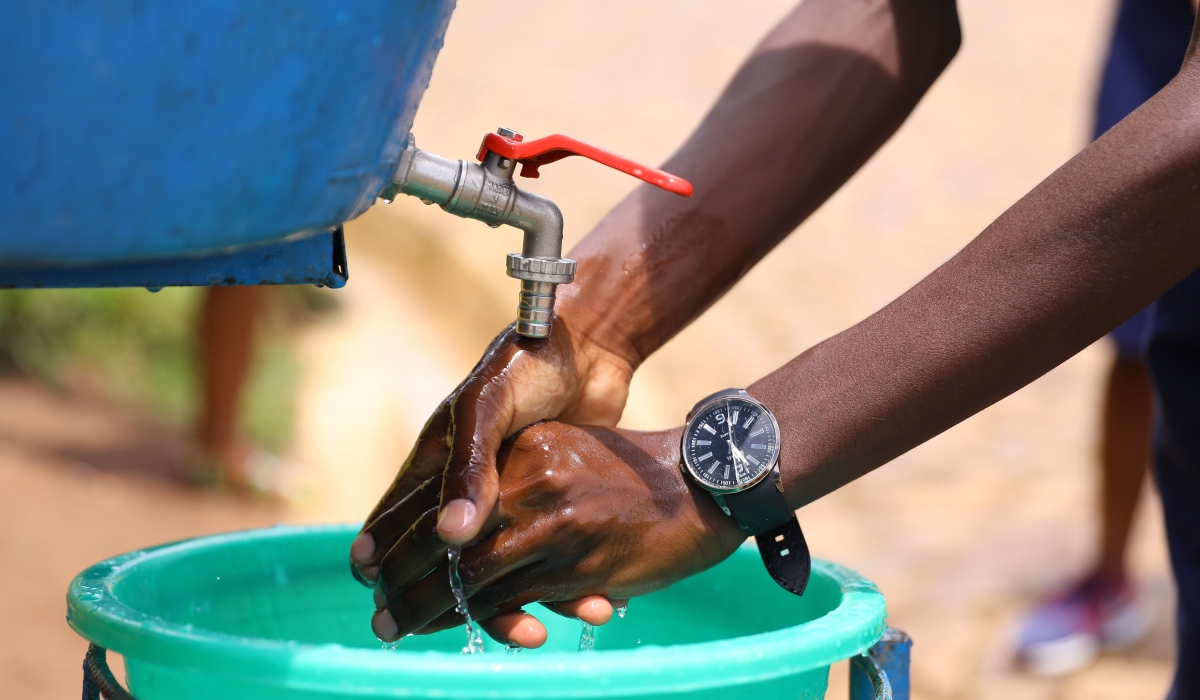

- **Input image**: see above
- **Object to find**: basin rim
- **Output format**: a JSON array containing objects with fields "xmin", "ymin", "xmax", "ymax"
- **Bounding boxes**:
[{"xmin": 67, "ymin": 523, "xmax": 887, "ymax": 696}]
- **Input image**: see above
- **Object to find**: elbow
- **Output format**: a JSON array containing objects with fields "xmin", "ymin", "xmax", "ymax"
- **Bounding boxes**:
[
  {"xmin": 896, "ymin": 0, "xmax": 961, "ymax": 89},
  {"xmin": 924, "ymin": 0, "xmax": 962, "ymax": 79},
  {"xmin": 510, "ymin": 189, "xmax": 565, "ymax": 259},
  {"xmin": 932, "ymin": 0, "xmax": 962, "ymax": 75}
]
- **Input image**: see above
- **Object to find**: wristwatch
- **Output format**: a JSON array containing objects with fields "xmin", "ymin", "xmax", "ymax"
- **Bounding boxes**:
[{"xmin": 680, "ymin": 388, "xmax": 811, "ymax": 595}]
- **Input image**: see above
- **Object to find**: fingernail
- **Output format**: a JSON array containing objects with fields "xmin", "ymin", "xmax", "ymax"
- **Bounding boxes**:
[
  {"xmin": 350, "ymin": 533, "xmax": 375, "ymax": 563},
  {"xmin": 373, "ymin": 584, "xmax": 387, "ymax": 610},
  {"xmin": 349, "ymin": 559, "xmax": 376, "ymax": 589},
  {"xmin": 373, "ymin": 609, "xmax": 399, "ymax": 641},
  {"xmin": 436, "ymin": 499, "xmax": 477, "ymax": 543}
]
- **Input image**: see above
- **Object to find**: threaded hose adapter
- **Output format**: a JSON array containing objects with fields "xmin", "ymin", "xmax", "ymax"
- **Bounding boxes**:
[{"xmin": 506, "ymin": 254, "xmax": 576, "ymax": 338}]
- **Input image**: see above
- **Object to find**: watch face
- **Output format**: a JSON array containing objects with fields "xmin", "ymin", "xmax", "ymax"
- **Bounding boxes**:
[{"xmin": 682, "ymin": 396, "xmax": 779, "ymax": 492}]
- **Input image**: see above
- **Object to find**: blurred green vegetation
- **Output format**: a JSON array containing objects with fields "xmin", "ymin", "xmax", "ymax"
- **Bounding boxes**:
[{"xmin": 0, "ymin": 286, "xmax": 331, "ymax": 451}]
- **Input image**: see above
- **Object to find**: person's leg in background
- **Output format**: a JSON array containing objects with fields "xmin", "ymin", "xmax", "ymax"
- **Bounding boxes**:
[
  {"xmin": 1013, "ymin": 0, "xmax": 1195, "ymax": 676},
  {"xmin": 1015, "ymin": 316, "xmax": 1155, "ymax": 676},
  {"xmin": 194, "ymin": 285, "xmax": 310, "ymax": 504},
  {"xmin": 196, "ymin": 285, "xmax": 265, "ymax": 485},
  {"xmin": 1097, "ymin": 339, "xmax": 1154, "ymax": 586}
]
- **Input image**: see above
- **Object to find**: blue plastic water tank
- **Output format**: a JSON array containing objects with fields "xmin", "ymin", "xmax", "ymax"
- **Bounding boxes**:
[{"xmin": 1, "ymin": 0, "xmax": 454, "ymax": 264}]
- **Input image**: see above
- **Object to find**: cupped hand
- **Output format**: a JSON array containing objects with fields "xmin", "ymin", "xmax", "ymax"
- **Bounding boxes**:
[
  {"xmin": 368, "ymin": 422, "xmax": 745, "ymax": 645},
  {"xmin": 348, "ymin": 316, "xmax": 638, "ymax": 642}
]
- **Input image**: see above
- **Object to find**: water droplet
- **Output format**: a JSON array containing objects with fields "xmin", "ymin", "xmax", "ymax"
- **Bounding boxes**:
[
  {"xmin": 381, "ymin": 640, "xmax": 402, "ymax": 652},
  {"xmin": 615, "ymin": 604, "xmax": 627, "ymax": 619},
  {"xmin": 144, "ymin": 286, "xmax": 162, "ymax": 293},
  {"xmin": 75, "ymin": 584, "xmax": 104, "ymax": 602},
  {"xmin": 505, "ymin": 643, "xmax": 522, "ymax": 655}
]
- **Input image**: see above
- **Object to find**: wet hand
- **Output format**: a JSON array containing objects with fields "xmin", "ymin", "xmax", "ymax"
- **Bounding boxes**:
[
  {"xmin": 368, "ymin": 423, "xmax": 744, "ymax": 645},
  {"xmin": 349, "ymin": 317, "xmax": 636, "ymax": 586}
]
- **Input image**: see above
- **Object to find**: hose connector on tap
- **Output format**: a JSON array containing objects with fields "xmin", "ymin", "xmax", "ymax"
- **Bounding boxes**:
[{"xmin": 382, "ymin": 127, "xmax": 692, "ymax": 338}]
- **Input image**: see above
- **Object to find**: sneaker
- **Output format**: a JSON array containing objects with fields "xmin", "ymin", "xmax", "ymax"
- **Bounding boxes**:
[{"xmin": 1015, "ymin": 573, "xmax": 1148, "ymax": 677}]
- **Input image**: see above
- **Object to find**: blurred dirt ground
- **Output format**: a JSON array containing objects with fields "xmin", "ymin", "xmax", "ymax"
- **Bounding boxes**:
[{"xmin": 0, "ymin": 0, "xmax": 1180, "ymax": 697}]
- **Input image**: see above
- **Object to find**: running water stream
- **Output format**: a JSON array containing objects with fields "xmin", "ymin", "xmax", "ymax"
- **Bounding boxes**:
[
  {"xmin": 579, "ymin": 602, "xmax": 627, "ymax": 651},
  {"xmin": 412, "ymin": 552, "xmax": 622, "ymax": 655},
  {"xmin": 578, "ymin": 623, "xmax": 595, "ymax": 652},
  {"xmin": 448, "ymin": 548, "xmax": 485, "ymax": 654}
]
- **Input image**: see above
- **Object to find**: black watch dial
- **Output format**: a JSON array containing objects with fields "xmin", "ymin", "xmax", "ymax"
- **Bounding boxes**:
[{"xmin": 683, "ymin": 396, "xmax": 779, "ymax": 491}]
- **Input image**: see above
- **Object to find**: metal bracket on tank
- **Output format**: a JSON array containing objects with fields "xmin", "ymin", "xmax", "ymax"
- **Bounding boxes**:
[
  {"xmin": 0, "ymin": 227, "xmax": 349, "ymax": 290},
  {"xmin": 83, "ymin": 645, "xmax": 138, "ymax": 700}
]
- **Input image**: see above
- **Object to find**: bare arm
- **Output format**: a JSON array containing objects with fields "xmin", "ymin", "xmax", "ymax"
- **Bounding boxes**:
[
  {"xmin": 754, "ymin": 25, "xmax": 1200, "ymax": 506},
  {"xmin": 560, "ymin": 0, "xmax": 962, "ymax": 367}
]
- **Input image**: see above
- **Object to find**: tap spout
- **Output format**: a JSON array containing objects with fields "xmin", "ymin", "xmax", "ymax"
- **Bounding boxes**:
[
  {"xmin": 509, "ymin": 188, "xmax": 564, "ymax": 259},
  {"xmin": 384, "ymin": 137, "xmax": 575, "ymax": 338}
]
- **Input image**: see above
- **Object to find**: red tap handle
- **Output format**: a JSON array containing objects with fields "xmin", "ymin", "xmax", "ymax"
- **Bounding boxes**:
[{"xmin": 476, "ymin": 132, "xmax": 693, "ymax": 197}]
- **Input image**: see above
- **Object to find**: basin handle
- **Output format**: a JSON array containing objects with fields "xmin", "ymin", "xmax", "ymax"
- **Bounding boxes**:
[
  {"xmin": 850, "ymin": 652, "xmax": 893, "ymax": 700},
  {"xmin": 475, "ymin": 132, "xmax": 694, "ymax": 197},
  {"xmin": 83, "ymin": 645, "xmax": 138, "ymax": 700},
  {"xmin": 849, "ymin": 628, "xmax": 910, "ymax": 700}
]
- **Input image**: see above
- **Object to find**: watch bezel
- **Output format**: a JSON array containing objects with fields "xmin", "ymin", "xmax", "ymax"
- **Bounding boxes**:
[{"xmin": 680, "ymin": 393, "xmax": 781, "ymax": 495}]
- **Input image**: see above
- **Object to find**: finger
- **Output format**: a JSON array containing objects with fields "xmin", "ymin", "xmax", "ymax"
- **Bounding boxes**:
[
  {"xmin": 372, "ymin": 607, "xmax": 402, "ymax": 642},
  {"xmin": 412, "ymin": 578, "xmax": 544, "ymax": 638},
  {"xmin": 351, "ymin": 473, "xmax": 443, "ymax": 582},
  {"xmin": 376, "ymin": 487, "xmax": 513, "ymax": 596},
  {"xmin": 376, "ymin": 559, "xmax": 457, "ymax": 641},
  {"xmin": 479, "ymin": 611, "xmax": 547, "ymax": 649},
  {"xmin": 436, "ymin": 385, "xmax": 514, "ymax": 546},
  {"xmin": 544, "ymin": 595, "xmax": 616, "ymax": 626},
  {"xmin": 353, "ymin": 403, "xmax": 453, "ymax": 588},
  {"xmin": 376, "ymin": 508, "xmax": 446, "ymax": 600},
  {"xmin": 362, "ymin": 400, "xmax": 453, "ymax": 526},
  {"xmin": 381, "ymin": 526, "xmax": 535, "ymax": 639},
  {"xmin": 413, "ymin": 575, "xmax": 544, "ymax": 636},
  {"xmin": 411, "ymin": 603, "xmax": 549, "ymax": 649}
]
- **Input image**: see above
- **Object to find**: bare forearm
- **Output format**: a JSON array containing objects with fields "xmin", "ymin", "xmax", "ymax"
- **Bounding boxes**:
[
  {"xmin": 556, "ymin": 0, "xmax": 961, "ymax": 367},
  {"xmin": 752, "ymin": 45, "xmax": 1200, "ymax": 507}
]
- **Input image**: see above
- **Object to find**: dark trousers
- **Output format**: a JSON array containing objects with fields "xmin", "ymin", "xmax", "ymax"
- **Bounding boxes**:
[{"xmin": 1148, "ymin": 270, "xmax": 1200, "ymax": 699}]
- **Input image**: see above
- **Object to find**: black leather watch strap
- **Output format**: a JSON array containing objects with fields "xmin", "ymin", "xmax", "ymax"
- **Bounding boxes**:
[
  {"xmin": 721, "ymin": 471, "xmax": 792, "ymax": 536},
  {"xmin": 720, "ymin": 471, "xmax": 812, "ymax": 596},
  {"xmin": 756, "ymin": 517, "xmax": 811, "ymax": 596}
]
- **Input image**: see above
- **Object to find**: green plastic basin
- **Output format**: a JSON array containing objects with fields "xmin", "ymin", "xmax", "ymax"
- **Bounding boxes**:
[{"xmin": 67, "ymin": 524, "xmax": 886, "ymax": 699}]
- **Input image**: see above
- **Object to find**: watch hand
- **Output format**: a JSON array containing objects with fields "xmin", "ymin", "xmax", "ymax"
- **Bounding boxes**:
[
  {"xmin": 727, "ymin": 440, "xmax": 746, "ymax": 467},
  {"xmin": 724, "ymin": 400, "xmax": 739, "ymax": 446}
]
